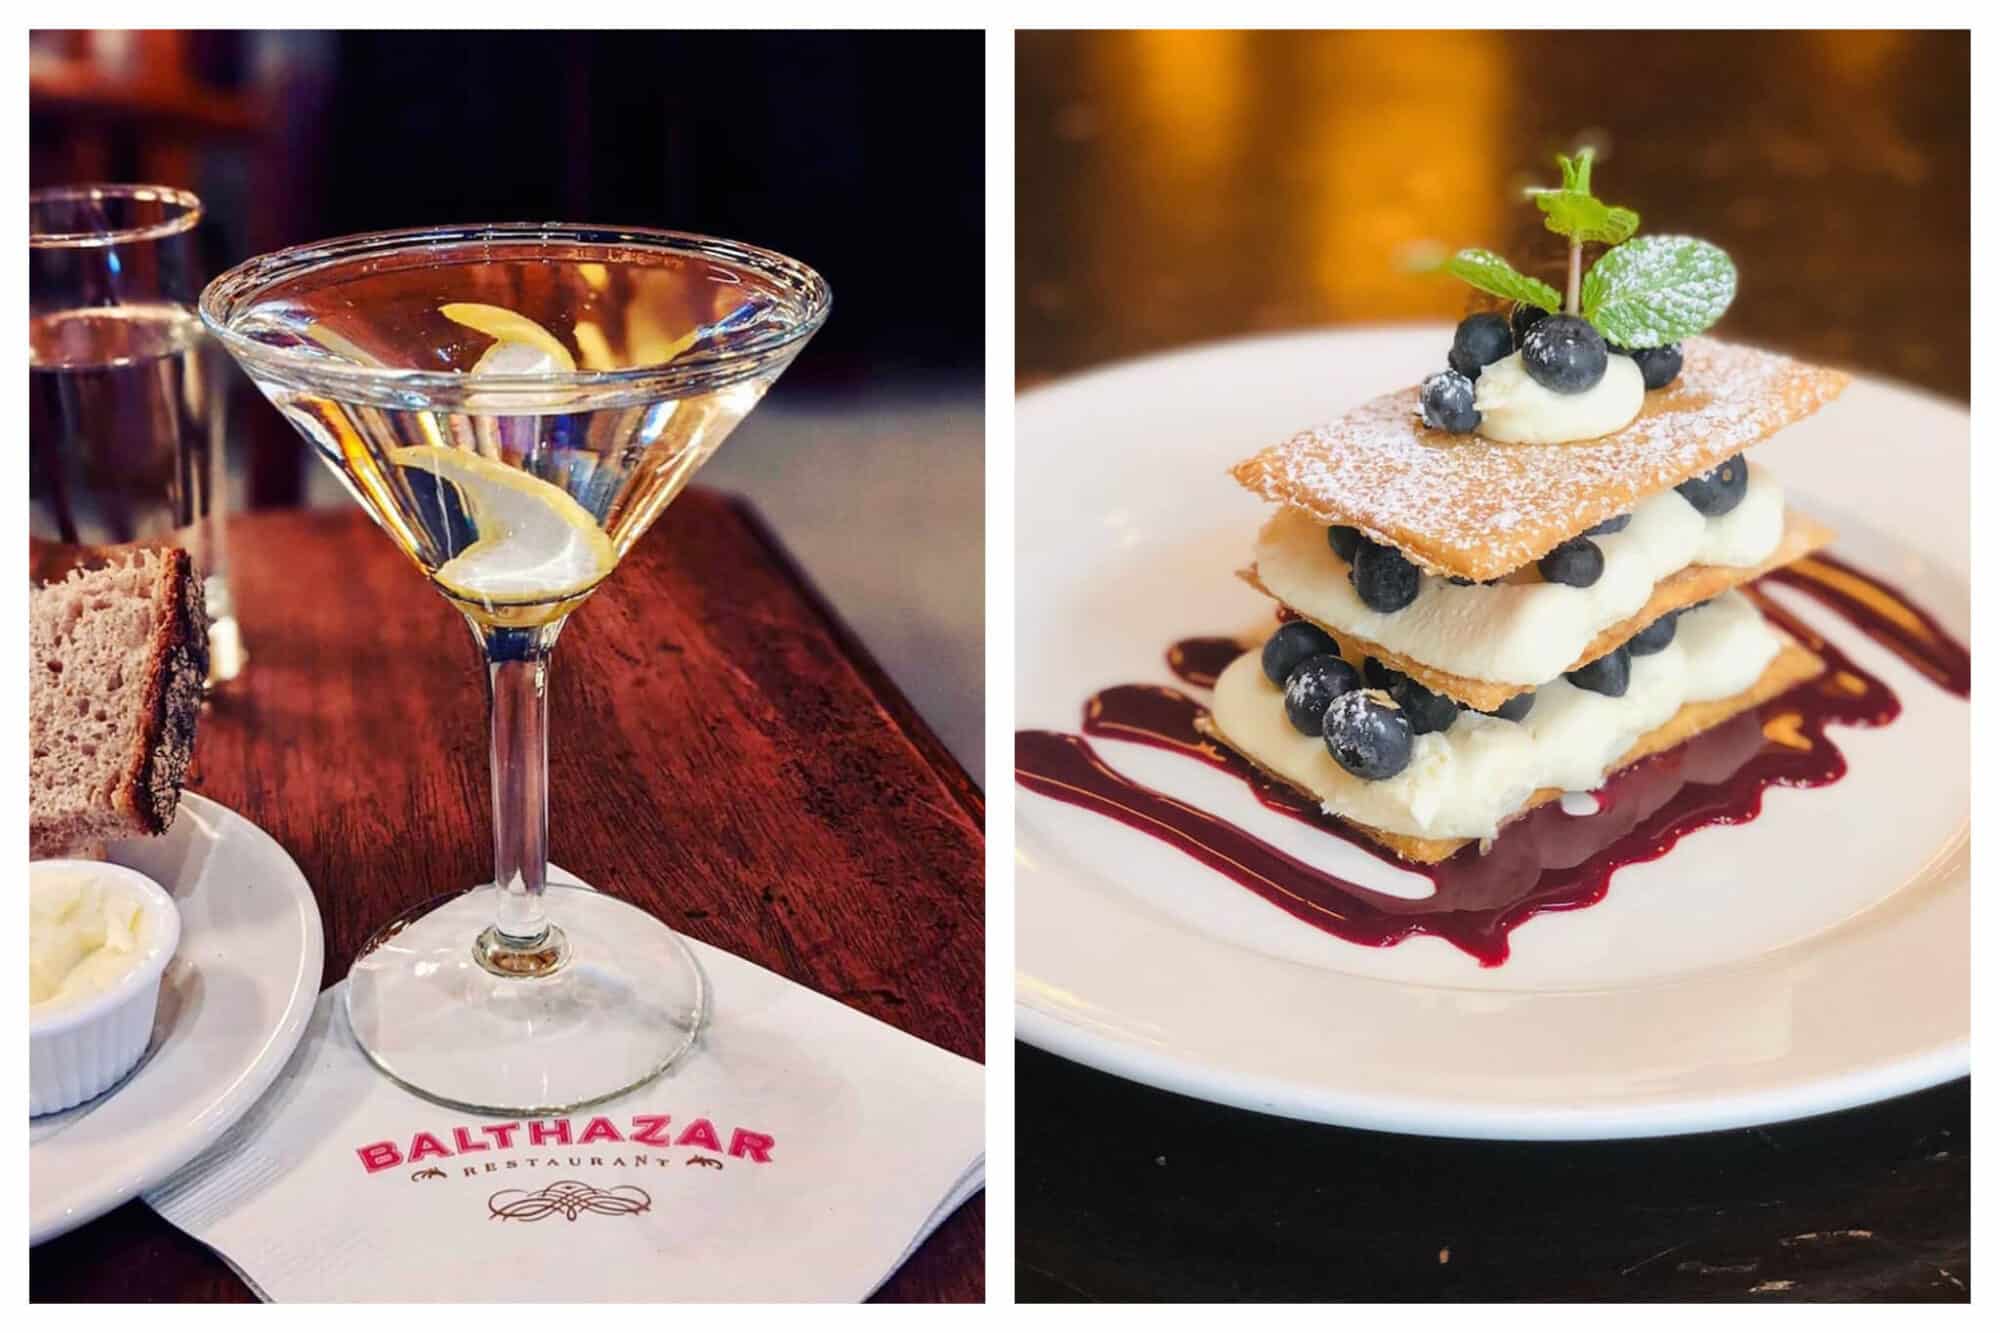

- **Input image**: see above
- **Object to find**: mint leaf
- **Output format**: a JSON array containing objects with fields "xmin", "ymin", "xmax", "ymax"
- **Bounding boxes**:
[
  {"xmin": 1533, "ymin": 192, "xmax": 1639, "ymax": 246},
  {"xmin": 1526, "ymin": 148, "xmax": 1640, "ymax": 246},
  {"xmin": 1440, "ymin": 248, "xmax": 1562, "ymax": 313},
  {"xmin": 1581, "ymin": 236, "xmax": 1736, "ymax": 347}
]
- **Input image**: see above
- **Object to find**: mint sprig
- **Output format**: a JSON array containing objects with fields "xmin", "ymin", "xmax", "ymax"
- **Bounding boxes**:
[
  {"xmin": 1581, "ymin": 235, "xmax": 1737, "ymax": 348},
  {"xmin": 1433, "ymin": 147, "xmax": 1733, "ymax": 350},
  {"xmin": 1525, "ymin": 148, "xmax": 1639, "ymax": 315},
  {"xmin": 1440, "ymin": 249, "xmax": 1562, "ymax": 314}
]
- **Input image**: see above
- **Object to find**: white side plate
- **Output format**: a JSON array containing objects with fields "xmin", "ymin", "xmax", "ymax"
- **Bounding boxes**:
[
  {"xmin": 31, "ymin": 793, "xmax": 325, "ymax": 1243},
  {"xmin": 1016, "ymin": 326, "xmax": 1968, "ymax": 1139}
]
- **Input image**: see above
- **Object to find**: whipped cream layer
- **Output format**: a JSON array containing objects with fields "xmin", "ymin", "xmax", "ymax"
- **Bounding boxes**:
[
  {"xmin": 1473, "ymin": 350, "xmax": 1645, "ymax": 444},
  {"xmin": 1210, "ymin": 591, "xmax": 1782, "ymax": 841},
  {"xmin": 1255, "ymin": 463, "xmax": 1784, "ymax": 686}
]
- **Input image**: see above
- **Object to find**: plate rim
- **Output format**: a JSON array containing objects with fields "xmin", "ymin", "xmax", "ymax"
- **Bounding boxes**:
[
  {"xmin": 1015, "ymin": 1004, "xmax": 1969, "ymax": 1141},
  {"xmin": 29, "ymin": 792, "xmax": 326, "ymax": 1244},
  {"xmin": 1014, "ymin": 325, "xmax": 1970, "ymax": 1138}
]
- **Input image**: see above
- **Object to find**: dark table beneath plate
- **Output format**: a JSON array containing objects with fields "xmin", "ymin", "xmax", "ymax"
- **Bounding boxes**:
[
  {"xmin": 30, "ymin": 490, "xmax": 985, "ymax": 1304},
  {"xmin": 1016, "ymin": 28, "xmax": 1968, "ymax": 1303},
  {"xmin": 1017, "ymin": 1048, "xmax": 1967, "ymax": 1302}
]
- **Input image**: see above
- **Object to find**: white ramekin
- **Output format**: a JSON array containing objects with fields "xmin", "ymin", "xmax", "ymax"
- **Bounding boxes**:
[{"xmin": 30, "ymin": 860, "xmax": 182, "ymax": 1117}]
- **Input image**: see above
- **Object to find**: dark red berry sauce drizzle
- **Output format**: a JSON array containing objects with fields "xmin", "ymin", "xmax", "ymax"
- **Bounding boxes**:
[{"xmin": 1016, "ymin": 557, "xmax": 1967, "ymax": 966}]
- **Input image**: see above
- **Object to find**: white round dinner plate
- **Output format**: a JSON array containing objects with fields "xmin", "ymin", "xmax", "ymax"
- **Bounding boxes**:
[
  {"xmin": 30, "ymin": 793, "xmax": 325, "ymax": 1243},
  {"xmin": 1015, "ymin": 325, "xmax": 1969, "ymax": 1140}
]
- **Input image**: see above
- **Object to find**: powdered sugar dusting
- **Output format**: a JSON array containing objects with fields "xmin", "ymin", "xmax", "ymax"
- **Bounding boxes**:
[
  {"xmin": 1230, "ymin": 338, "xmax": 1847, "ymax": 581},
  {"xmin": 1327, "ymin": 688, "xmax": 1400, "ymax": 729}
]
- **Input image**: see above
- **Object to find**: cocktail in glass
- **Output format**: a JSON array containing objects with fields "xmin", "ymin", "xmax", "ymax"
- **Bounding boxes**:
[{"xmin": 200, "ymin": 224, "xmax": 830, "ymax": 1113}]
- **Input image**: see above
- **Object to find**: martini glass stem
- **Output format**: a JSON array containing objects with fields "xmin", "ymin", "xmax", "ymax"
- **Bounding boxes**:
[{"xmin": 474, "ymin": 626, "xmax": 569, "ymax": 977}]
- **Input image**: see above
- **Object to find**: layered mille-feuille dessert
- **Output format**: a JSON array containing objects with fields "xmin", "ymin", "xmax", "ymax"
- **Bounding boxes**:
[{"xmin": 1201, "ymin": 149, "xmax": 1850, "ymax": 862}]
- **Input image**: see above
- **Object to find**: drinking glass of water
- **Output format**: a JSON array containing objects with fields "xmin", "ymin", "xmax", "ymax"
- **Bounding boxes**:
[{"xmin": 29, "ymin": 184, "xmax": 246, "ymax": 683}]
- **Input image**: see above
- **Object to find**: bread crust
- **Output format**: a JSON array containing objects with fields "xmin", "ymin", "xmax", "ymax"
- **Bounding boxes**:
[{"xmin": 130, "ymin": 551, "xmax": 209, "ymax": 836}]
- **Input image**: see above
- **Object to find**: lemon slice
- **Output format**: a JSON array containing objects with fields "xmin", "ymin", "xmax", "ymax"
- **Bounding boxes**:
[
  {"xmin": 388, "ymin": 445, "xmax": 615, "ymax": 604},
  {"xmin": 440, "ymin": 302, "xmax": 578, "ymax": 376}
]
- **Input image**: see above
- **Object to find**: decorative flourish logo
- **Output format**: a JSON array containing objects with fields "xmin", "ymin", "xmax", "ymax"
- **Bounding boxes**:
[
  {"xmin": 410, "ymin": 1167, "xmax": 447, "ymax": 1182},
  {"xmin": 488, "ymin": 1180, "xmax": 653, "ymax": 1222},
  {"xmin": 686, "ymin": 1154, "xmax": 724, "ymax": 1170}
]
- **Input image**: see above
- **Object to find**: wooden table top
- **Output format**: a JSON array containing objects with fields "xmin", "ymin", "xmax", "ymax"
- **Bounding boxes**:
[
  {"xmin": 1016, "ymin": 29, "xmax": 1968, "ymax": 1303},
  {"xmin": 29, "ymin": 490, "xmax": 985, "ymax": 1304}
]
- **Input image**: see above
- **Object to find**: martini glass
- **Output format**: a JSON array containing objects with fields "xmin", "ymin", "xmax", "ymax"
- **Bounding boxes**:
[{"xmin": 200, "ymin": 224, "xmax": 829, "ymax": 1113}]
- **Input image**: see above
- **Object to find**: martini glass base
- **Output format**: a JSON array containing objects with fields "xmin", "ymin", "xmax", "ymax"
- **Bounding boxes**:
[{"xmin": 343, "ymin": 884, "xmax": 708, "ymax": 1116}]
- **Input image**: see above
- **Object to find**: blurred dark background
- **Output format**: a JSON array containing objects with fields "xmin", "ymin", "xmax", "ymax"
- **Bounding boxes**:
[
  {"xmin": 32, "ymin": 29, "xmax": 982, "ymax": 397},
  {"xmin": 31, "ymin": 29, "xmax": 987, "ymax": 774},
  {"xmin": 1018, "ymin": 30, "xmax": 1969, "ymax": 401}
]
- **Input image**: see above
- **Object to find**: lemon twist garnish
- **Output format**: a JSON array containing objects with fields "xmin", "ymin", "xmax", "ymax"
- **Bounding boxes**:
[
  {"xmin": 388, "ymin": 445, "xmax": 614, "ymax": 604},
  {"xmin": 443, "ymin": 297, "xmax": 711, "ymax": 374},
  {"xmin": 440, "ymin": 302, "xmax": 579, "ymax": 376}
]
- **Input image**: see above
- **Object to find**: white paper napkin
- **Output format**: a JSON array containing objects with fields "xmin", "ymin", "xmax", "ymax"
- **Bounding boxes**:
[{"xmin": 144, "ymin": 933, "xmax": 984, "ymax": 1302}]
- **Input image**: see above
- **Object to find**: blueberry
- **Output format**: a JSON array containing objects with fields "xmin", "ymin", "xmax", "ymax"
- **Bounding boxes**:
[
  {"xmin": 1614, "ymin": 342, "xmax": 1683, "ymax": 390},
  {"xmin": 1627, "ymin": 612, "xmax": 1679, "ymax": 656},
  {"xmin": 1674, "ymin": 454, "xmax": 1749, "ymax": 517},
  {"xmin": 1510, "ymin": 302, "xmax": 1550, "ymax": 347},
  {"xmin": 1447, "ymin": 313, "xmax": 1513, "ymax": 381},
  {"xmin": 1283, "ymin": 654, "xmax": 1360, "ymax": 736},
  {"xmin": 1584, "ymin": 512, "xmax": 1631, "ymax": 536},
  {"xmin": 1520, "ymin": 314, "xmax": 1608, "ymax": 395},
  {"xmin": 1362, "ymin": 657, "xmax": 1401, "ymax": 690},
  {"xmin": 1350, "ymin": 538, "xmax": 1422, "ymax": 613},
  {"xmin": 1537, "ymin": 536, "xmax": 1604, "ymax": 588},
  {"xmin": 1389, "ymin": 675, "xmax": 1459, "ymax": 735},
  {"xmin": 1565, "ymin": 646, "xmax": 1632, "ymax": 698},
  {"xmin": 1261, "ymin": 621, "xmax": 1340, "ymax": 685},
  {"xmin": 1419, "ymin": 369, "xmax": 1480, "ymax": 433},
  {"xmin": 1326, "ymin": 524, "xmax": 1361, "ymax": 561},
  {"xmin": 1323, "ymin": 689, "xmax": 1414, "ymax": 781},
  {"xmin": 1483, "ymin": 690, "xmax": 1536, "ymax": 722}
]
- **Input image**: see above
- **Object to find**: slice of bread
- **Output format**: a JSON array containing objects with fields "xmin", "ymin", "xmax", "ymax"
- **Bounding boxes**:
[{"xmin": 30, "ymin": 545, "xmax": 209, "ymax": 859}]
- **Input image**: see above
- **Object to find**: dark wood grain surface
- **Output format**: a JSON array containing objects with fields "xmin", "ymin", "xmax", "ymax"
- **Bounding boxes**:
[
  {"xmin": 30, "ymin": 489, "xmax": 984, "ymax": 1304},
  {"xmin": 1016, "ymin": 29, "xmax": 1968, "ymax": 1304}
]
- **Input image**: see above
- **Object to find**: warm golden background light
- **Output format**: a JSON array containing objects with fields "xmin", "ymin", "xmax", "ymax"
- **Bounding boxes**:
[{"xmin": 1019, "ymin": 30, "xmax": 1967, "ymax": 398}]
